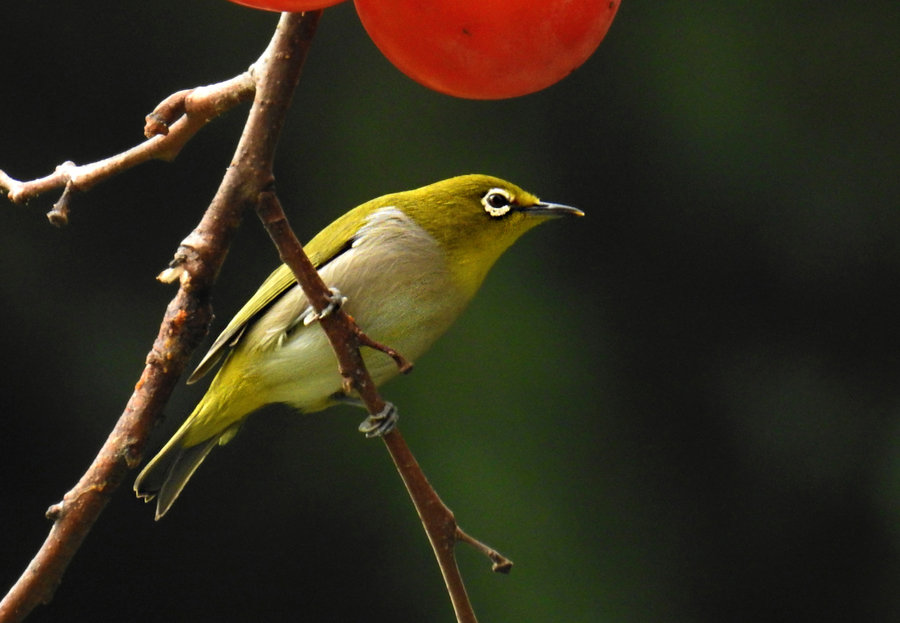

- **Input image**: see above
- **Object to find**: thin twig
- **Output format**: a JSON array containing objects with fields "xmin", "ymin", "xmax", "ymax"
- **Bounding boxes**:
[
  {"xmin": 256, "ymin": 188, "xmax": 511, "ymax": 623},
  {"xmin": 380, "ymin": 430, "xmax": 487, "ymax": 623},
  {"xmin": 0, "ymin": 70, "xmax": 254, "ymax": 226},
  {"xmin": 0, "ymin": 13, "xmax": 321, "ymax": 623},
  {"xmin": 352, "ymin": 322, "xmax": 415, "ymax": 374}
]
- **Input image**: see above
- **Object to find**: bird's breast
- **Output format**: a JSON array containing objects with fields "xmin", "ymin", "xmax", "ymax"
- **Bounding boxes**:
[
  {"xmin": 331, "ymin": 207, "xmax": 469, "ymax": 360},
  {"xmin": 242, "ymin": 208, "xmax": 471, "ymax": 410}
]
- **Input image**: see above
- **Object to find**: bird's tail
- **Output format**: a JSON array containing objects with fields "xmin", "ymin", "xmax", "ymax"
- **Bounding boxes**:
[
  {"xmin": 133, "ymin": 435, "xmax": 218, "ymax": 520},
  {"xmin": 134, "ymin": 398, "xmax": 243, "ymax": 520}
]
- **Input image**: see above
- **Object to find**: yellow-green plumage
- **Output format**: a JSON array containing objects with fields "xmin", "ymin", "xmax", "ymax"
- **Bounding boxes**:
[{"xmin": 134, "ymin": 174, "xmax": 582, "ymax": 518}]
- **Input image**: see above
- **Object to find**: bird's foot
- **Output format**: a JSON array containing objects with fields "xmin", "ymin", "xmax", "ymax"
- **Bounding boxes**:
[
  {"xmin": 358, "ymin": 402, "xmax": 399, "ymax": 438},
  {"xmin": 302, "ymin": 287, "xmax": 348, "ymax": 326}
]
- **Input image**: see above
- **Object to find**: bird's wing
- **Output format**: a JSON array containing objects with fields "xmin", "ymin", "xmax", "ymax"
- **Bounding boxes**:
[{"xmin": 186, "ymin": 213, "xmax": 361, "ymax": 384}]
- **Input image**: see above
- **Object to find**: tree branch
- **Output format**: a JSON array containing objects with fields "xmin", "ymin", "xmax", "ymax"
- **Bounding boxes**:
[
  {"xmin": 0, "ymin": 61, "xmax": 254, "ymax": 227},
  {"xmin": 0, "ymin": 12, "xmax": 321, "ymax": 623},
  {"xmin": 255, "ymin": 190, "xmax": 512, "ymax": 623},
  {"xmin": 2, "ymin": 9, "xmax": 510, "ymax": 623}
]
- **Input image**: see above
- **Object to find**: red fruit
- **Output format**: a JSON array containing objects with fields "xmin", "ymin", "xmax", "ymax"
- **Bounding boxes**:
[{"xmin": 354, "ymin": 0, "xmax": 620, "ymax": 99}]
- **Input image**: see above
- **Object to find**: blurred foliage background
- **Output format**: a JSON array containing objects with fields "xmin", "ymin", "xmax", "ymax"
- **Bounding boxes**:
[{"xmin": 2, "ymin": 1, "xmax": 899, "ymax": 621}]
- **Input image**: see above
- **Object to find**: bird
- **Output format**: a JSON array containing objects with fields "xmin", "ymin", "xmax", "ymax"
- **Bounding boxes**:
[{"xmin": 134, "ymin": 173, "xmax": 583, "ymax": 518}]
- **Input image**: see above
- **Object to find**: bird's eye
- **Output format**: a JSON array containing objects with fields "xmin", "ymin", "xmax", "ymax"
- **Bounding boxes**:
[
  {"xmin": 481, "ymin": 188, "xmax": 514, "ymax": 217},
  {"xmin": 486, "ymin": 192, "xmax": 509, "ymax": 208}
]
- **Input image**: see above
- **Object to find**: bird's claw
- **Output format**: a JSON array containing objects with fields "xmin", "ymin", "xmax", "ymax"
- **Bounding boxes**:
[
  {"xmin": 358, "ymin": 403, "xmax": 399, "ymax": 438},
  {"xmin": 303, "ymin": 287, "xmax": 348, "ymax": 326}
]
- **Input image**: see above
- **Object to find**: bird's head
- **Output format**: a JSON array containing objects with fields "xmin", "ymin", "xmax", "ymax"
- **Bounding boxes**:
[{"xmin": 394, "ymin": 174, "xmax": 583, "ymax": 296}]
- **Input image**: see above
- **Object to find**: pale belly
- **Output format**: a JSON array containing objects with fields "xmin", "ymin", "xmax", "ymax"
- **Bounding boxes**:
[{"xmin": 236, "ymin": 212, "xmax": 469, "ymax": 412}]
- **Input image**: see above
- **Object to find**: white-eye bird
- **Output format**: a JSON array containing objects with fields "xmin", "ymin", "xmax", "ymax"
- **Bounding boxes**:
[{"xmin": 134, "ymin": 174, "xmax": 583, "ymax": 518}]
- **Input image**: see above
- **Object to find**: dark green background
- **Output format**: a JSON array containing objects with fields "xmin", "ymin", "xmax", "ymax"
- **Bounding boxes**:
[{"xmin": 2, "ymin": 2, "xmax": 899, "ymax": 621}]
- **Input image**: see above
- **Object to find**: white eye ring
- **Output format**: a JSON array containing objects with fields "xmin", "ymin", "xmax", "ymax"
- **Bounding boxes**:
[{"xmin": 482, "ymin": 188, "xmax": 514, "ymax": 217}]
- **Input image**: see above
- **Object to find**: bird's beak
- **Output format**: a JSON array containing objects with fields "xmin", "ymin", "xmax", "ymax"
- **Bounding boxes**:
[{"xmin": 520, "ymin": 201, "xmax": 585, "ymax": 218}]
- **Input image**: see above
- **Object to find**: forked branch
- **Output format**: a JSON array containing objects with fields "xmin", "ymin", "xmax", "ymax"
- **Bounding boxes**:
[
  {"xmin": 1, "ymin": 10, "xmax": 510, "ymax": 623},
  {"xmin": 0, "ymin": 12, "xmax": 320, "ymax": 623}
]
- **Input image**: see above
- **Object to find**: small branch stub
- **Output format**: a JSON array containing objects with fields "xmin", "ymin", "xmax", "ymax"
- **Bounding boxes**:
[
  {"xmin": 47, "ymin": 181, "xmax": 77, "ymax": 227},
  {"xmin": 352, "ymin": 321, "xmax": 414, "ymax": 374},
  {"xmin": 456, "ymin": 528, "xmax": 513, "ymax": 574}
]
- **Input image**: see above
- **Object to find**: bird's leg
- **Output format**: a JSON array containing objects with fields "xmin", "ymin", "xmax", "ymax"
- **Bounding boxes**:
[
  {"xmin": 302, "ymin": 287, "xmax": 348, "ymax": 326},
  {"xmin": 357, "ymin": 402, "xmax": 399, "ymax": 438}
]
